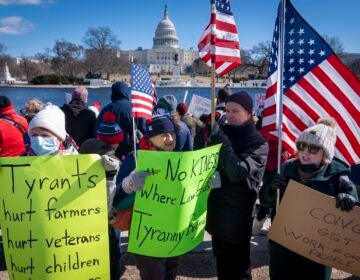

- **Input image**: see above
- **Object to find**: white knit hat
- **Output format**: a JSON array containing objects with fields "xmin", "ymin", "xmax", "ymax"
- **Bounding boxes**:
[
  {"xmin": 29, "ymin": 105, "xmax": 67, "ymax": 141},
  {"xmin": 296, "ymin": 117, "xmax": 337, "ymax": 161}
]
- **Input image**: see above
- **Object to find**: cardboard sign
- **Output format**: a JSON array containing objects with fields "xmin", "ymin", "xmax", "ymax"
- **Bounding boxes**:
[
  {"xmin": 188, "ymin": 94, "xmax": 211, "ymax": 118},
  {"xmin": 0, "ymin": 155, "xmax": 110, "ymax": 280},
  {"xmin": 128, "ymin": 145, "xmax": 221, "ymax": 257},
  {"xmin": 268, "ymin": 180, "xmax": 360, "ymax": 276}
]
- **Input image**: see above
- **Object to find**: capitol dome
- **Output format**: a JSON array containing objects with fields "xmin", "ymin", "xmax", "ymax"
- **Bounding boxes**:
[{"xmin": 153, "ymin": 5, "xmax": 179, "ymax": 49}]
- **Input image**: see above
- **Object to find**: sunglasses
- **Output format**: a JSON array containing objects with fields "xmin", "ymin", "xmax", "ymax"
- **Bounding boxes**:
[{"xmin": 296, "ymin": 142, "xmax": 321, "ymax": 154}]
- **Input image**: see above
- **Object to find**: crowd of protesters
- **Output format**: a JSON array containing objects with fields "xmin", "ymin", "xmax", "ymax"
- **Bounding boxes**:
[{"xmin": 0, "ymin": 82, "xmax": 359, "ymax": 280}]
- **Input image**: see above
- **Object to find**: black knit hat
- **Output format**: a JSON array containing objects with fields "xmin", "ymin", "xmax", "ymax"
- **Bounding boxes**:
[
  {"xmin": 0, "ymin": 96, "xmax": 12, "ymax": 108},
  {"xmin": 226, "ymin": 91, "xmax": 253, "ymax": 113},
  {"xmin": 147, "ymin": 116, "xmax": 175, "ymax": 138}
]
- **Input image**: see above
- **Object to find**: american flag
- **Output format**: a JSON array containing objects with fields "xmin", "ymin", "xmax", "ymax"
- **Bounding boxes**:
[
  {"xmin": 261, "ymin": 0, "xmax": 360, "ymax": 165},
  {"xmin": 198, "ymin": 0, "xmax": 241, "ymax": 76},
  {"xmin": 130, "ymin": 64, "xmax": 154, "ymax": 120}
]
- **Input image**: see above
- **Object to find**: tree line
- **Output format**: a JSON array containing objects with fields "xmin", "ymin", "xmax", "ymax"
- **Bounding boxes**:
[
  {"xmin": 0, "ymin": 26, "xmax": 129, "ymax": 84},
  {"xmin": 1, "ymin": 28, "xmax": 359, "ymax": 84}
]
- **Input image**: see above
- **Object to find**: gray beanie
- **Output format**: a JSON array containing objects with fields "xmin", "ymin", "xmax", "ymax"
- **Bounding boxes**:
[{"xmin": 296, "ymin": 117, "xmax": 337, "ymax": 162}]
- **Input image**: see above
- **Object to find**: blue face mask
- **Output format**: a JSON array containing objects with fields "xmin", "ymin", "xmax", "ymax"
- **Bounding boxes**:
[{"xmin": 30, "ymin": 136, "xmax": 59, "ymax": 155}]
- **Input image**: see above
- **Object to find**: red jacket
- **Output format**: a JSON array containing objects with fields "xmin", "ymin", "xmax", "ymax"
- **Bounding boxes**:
[{"xmin": 0, "ymin": 105, "xmax": 29, "ymax": 156}]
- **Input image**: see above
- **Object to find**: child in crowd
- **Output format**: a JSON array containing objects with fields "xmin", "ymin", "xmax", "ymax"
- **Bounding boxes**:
[
  {"xmin": 113, "ymin": 115, "xmax": 181, "ymax": 280},
  {"xmin": 80, "ymin": 111, "xmax": 124, "ymax": 280},
  {"xmin": 27, "ymin": 105, "xmax": 78, "ymax": 155}
]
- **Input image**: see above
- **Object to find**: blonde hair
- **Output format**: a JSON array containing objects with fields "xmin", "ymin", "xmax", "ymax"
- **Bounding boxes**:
[{"xmin": 25, "ymin": 99, "xmax": 44, "ymax": 116}]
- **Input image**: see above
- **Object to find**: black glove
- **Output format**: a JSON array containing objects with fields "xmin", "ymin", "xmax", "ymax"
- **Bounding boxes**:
[
  {"xmin": 269, "ymin": 173, "xmax": 287, "ymax": 193},
  {"xmin": 336, "ymin": 193, "xmax": 356, "ymax": 212},
  {"xmin": 209, "ymin": 124, "xmax": 231, "ymax": 146}
]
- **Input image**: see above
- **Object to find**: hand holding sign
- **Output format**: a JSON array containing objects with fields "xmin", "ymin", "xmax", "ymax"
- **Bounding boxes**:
[
  {"xmin": 122, "ymin": 171, "xmax": 150, "ymax": 194},
  {"xmin": 336, "ymin": 193, "xmax": 357, "ymax": 212}
]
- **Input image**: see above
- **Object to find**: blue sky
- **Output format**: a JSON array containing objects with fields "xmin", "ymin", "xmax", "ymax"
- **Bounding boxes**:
[{"xmin": 1, "ymin": 0, "xmax": 359, "ymax": 57}]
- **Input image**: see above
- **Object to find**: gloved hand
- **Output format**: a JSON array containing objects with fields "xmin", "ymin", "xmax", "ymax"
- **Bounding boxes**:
[
  {"xmin": 101, "ymin": 154, "xmax": 120, "ymax": 180},
  {"xmin": 209, "ymin": 124, "xmax": 231, "ymax": 146},
  {"xmin": 336, "ymin": 193, "xmax": 356, "ymax": 212},
  {"xmin": 122, "ymin": 171, "xmax": 150, "ymax": 194},
  {"xmin": 209, "ymin": 171, "xmax": 221, "ymax": 189},
  {"xmin": 269, "ymin": 173, "xmax": 287, "ymax": 193}
]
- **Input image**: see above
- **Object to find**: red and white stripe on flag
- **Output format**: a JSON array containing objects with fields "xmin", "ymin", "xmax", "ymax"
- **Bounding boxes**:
[
  {"xmin": 198, "ymin": 0, "xmax": 241, "ymax": 76},
  {"xmin": 131, "ymin": 91, "xmax": 154, "ymax": 120},
  {"xmin": 131, "ymin": 63, "xmax": 154, "ymax": 120},
  {"xmin": 261, "ymin": 0, "xmax": 360, "ymax": 166}
]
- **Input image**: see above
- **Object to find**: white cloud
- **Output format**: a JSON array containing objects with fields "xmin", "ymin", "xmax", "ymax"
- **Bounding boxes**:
[
  {"xmin": 0, "ymin": 0, "xmax": 42, "ymax": 5},
  {"xmin": 0, "ymin": 16, "xmax": 34, "ymax": 34}
]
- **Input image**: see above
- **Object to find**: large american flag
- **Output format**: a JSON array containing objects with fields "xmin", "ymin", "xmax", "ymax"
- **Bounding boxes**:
[
  {"xmin": 261, "ymin": 0, "xmax": 360, "ymax": 166},
  {"xmin": 198, "ymin": 0, "xmax": 241, "ymax": 76},
  {"xmin": 130, "ymin": 64, "xmax": 154, "ymax": 120}
]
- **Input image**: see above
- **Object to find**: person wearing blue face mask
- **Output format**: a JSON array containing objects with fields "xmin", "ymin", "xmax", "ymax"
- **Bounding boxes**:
[{"xmin": 28, "ymin": 105, "xmax": 78, "ymax": 155}]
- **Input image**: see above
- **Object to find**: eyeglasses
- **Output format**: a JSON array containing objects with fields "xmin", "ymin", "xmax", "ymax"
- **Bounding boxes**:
[{"xmin": 296, "ymin": 142, "xmax": 321, "ymax": 154}]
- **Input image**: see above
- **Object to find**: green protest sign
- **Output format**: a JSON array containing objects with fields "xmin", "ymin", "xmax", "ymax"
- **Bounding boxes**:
[
  {"xmin": 0, "ymin": 155, "xmax": 110, "ymax": 280},
  {"xmin": 128, "ymin": 145, "xmax": 221, "ymax": 257}
]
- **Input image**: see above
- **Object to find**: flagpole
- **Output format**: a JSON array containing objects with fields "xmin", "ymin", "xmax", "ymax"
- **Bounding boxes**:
[
  {"xmin": 211, "ymin": 63, "xmax": 216, "ymax": 128},
  {"xmin": 276, "ymin": 0, "xmax": 286, "ymax": 211},
  {"xmin": 132, "ymin": 117, "xmax": 137, "ymax": 168}
]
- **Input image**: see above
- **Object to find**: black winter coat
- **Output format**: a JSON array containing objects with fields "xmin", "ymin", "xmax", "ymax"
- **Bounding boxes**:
[
  {"xmin": 206, "ymin": 118, "xmax": 268, "ymax": 244},
  {"xmin": 61, "ymin": 101, "xmax": 96, "ymax": 146}
]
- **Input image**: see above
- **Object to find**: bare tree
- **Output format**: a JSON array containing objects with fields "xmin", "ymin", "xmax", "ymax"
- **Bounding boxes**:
[
  {"xmin": 323, "ymin": 35, "xmax": 345, "ymax": 54},
  {"xmin": 83, "ymin": 26, "xmax": 121, "ymax": 50},
  {"xmin": 18, "ymin": 56, "xmax": 42, "ymax": 81},
  {"xmin": 242, "ymin": 41, "xmax": 272, "ymax": 78},
  {"xmin": 83, "ymin": 26, "xmax": 123, "ymax": 79},
  {"xmin": 51, "ymin": 40, "xmax": 83, "ymax": 82}
]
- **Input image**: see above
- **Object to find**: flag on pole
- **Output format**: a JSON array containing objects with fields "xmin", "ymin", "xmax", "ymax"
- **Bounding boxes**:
[
  {"xmin": 198, "ymin": 0, "xmax": 241, "ymax": 76},
  {"xmin": 151, "ymin": 82, "xmax": 158, "ymax": 106},
  {"xmin": 130, "ymin": 64, "xmax": 154, "ymax": 120},
  {"xmin": 261, "ymin": 0, "xmax": 360, "ymax": 166}
]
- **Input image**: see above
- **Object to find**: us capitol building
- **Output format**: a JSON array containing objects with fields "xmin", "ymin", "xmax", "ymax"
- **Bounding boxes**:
[{"xmin": 122, "ymin": 5, "xmax": 198, "ymax": 74}]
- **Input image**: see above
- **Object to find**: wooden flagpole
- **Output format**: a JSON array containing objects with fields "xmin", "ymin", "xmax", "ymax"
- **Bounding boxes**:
[{"xmin": 211, "ymin": 63, "xmax": 216, "ymax": 128}]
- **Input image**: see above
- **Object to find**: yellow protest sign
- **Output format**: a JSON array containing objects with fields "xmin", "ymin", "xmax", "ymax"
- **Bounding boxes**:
[
  {"xmin": 269, "ymin": 180, "xmax": 360, "ymax": 277},
  {"xmin": 0, "ymin": 155, "xmax": 110, "ymax": 280},
  {"xmin": 128, "ymin": 145, "xmax": 221, "ymax": 257}
]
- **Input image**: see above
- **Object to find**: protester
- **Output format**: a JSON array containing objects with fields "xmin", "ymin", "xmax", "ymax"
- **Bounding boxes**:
[
  {"xmin": 28, "ymin": 105, "xmax": 78, "ymax": 155},
  {"xmin": 112, "ymin": 115, "xmax": 181, "ymax": 280},
  {"xmin": 261, "ymin": 117, "xmax": 358, "ymax": 280},
  {"xmin": 95, "ymin": 82, "xmax": 134, "ymax": 158},
  {"xmin": 207, "ymin": 91, "xmax": 269, "ymax": 279},
  {"xmin": 155, "ymin": 95, "xmax": 193, "ymax": 151},
  {"xmin": 0, "ymin": 95, "xmax": 29, "ymax": 269},
  {"xmin": 79, "ymin": 111, "xmax": 123, "ymax": 280},
  {"xmin": 19, "ymin": 98, "xmax": 44, "ymax": 123},
  {"xmin": 0, "ymin": 95, "xmax": 29, "ymax": 157},
  {"xmin": 61, "ymin": 86, "xmax": 96, "ymax": 146},
  {"xmin": 176, "ymin": 102, "xmax": 204, "ymax": 140}
]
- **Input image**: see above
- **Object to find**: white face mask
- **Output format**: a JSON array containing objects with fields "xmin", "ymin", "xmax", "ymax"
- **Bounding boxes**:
[{"xmin": 30, "ymin": 136, "xmax": 59, "ymax": 155}]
